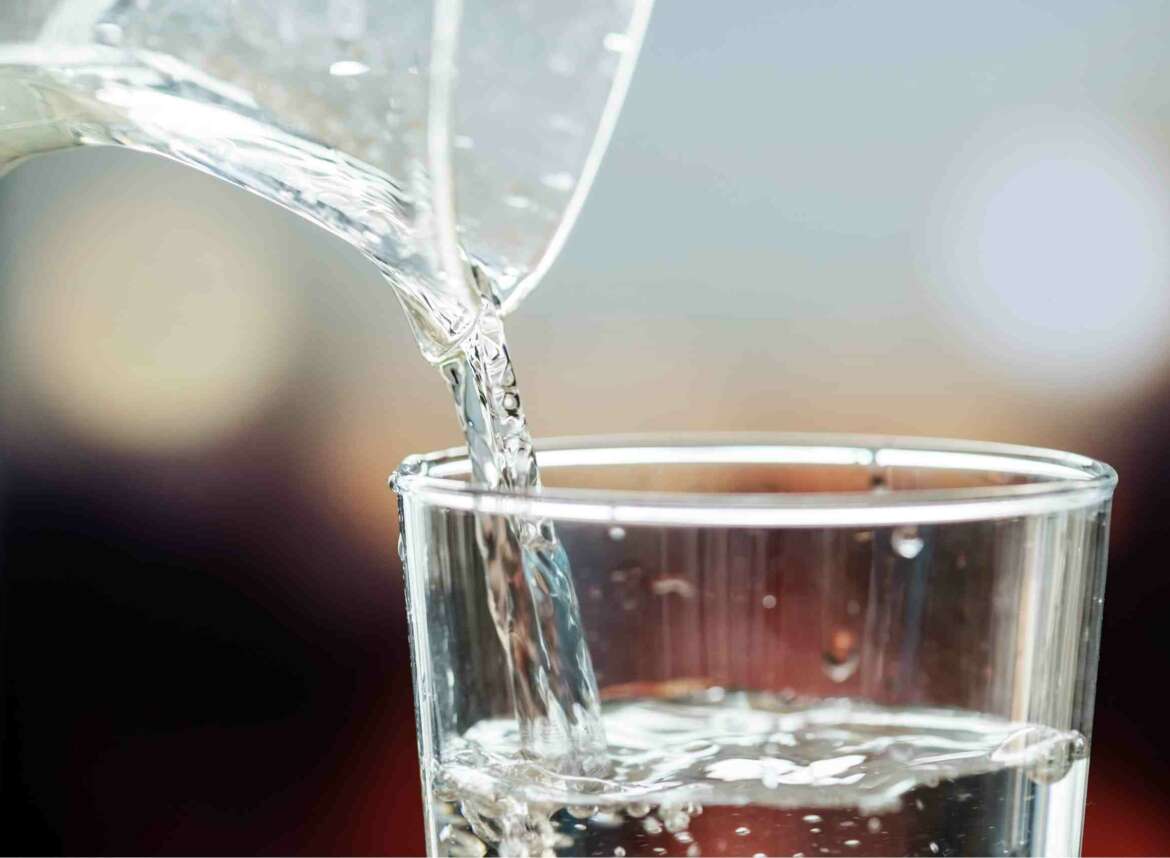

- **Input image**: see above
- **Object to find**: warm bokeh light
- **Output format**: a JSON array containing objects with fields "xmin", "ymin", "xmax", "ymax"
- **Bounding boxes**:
[{"xmin": 2, "ymin": 159, "xmax": 301, "ymax": 453}]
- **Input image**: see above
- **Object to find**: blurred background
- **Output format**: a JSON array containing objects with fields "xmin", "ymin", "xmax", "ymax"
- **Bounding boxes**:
[{"xmin": 3, "ymin": 1, "xmax": 1170, "ymax": 854}]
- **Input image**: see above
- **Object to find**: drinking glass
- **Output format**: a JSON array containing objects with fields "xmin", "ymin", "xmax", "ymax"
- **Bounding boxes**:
[{"xmin": 392, "ymin": 434, "xmax": 1115, "ymax": 857}]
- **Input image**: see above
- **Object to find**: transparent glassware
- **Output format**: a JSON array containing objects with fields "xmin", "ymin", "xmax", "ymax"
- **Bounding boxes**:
[
  {"xmin": 0, "ymin": 0, "xmax": 653, "ymax": 358},
  {"xmin": 393, "ymin": 434, "xmax": 1114, "ymax": 858}
]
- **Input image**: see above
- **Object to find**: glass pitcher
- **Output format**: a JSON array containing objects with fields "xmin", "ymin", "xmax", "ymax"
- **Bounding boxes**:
[{"xmin": 0, "ymin": 0, "xmax": 653, "ymax": 358}]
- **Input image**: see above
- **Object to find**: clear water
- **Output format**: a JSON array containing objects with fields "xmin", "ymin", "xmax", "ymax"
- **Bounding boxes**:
[
  {"xmin": 430, "ymin": 695, "xmax": 1089, "ymax": 857},
  {"xmin": 442, "ymin": 307, "xmax": 606, "ymax": 772}
]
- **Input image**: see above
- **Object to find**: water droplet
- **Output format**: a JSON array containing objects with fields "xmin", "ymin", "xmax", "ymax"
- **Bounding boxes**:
[
  {"xmin": 762, "ymin": 594, "xmax": 777, "ymax": 609},
  {"xmin": 608, "ymin": 526, "xmax": 626, "ymax": 541},
  {"xmin": 603, "ymin": 32, "xmax": 632, "ymax": 52},
  {"xmin": 1027, "ymin": 734, "xmax": 1085, "ymax": 784},
  {"xmin": 803, "ymin": 815, "xmax": 822, "ymax": 824},
  {"xmin": 891, "ymin": 525, "xmax": 925, "ymax": 559},
  {"xmin": 845, "ymin": 840, "xmax": 861, "ymax": 849},
  {"xmin": 929, "ymin": 842, "xmax": 940, "ymax": 854},
  {"xmin": 867, "ymin": 817, "xmax": 882, "ymax": 833},
  {"xmin": 736, "ymin": 826, "xmax": 752, "ymax": 836},
  {"xmin": 329, "ymin": 60, "xmax": 370, "ymax": 77},
  {"xmin": 626, "ymin": 801, "xmax": 651, "ymax": 818}
]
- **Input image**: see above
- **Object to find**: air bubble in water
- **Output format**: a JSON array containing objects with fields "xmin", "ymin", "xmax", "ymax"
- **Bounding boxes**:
[
  {"xmin": 614, "ymin": 849, "xmax": 626, "ymax": 857},
  {"xmin": 608, "ymin": 526, "xmax": 626, "ymax": 541},
  {"xmin": 802, "ymin": 815, "xmax": 822, "ymax": 824},
  {"xmin": 643, "ymin": 817, "xmax": 663, "ymax": 835},
  {"xmin": 867, "ymin": 817, "xmax": 882, "ymax": 833},
  {"xmin": 736, "ymin": 826, "xmax": 752, "ymax": 836},
  {"xmin": 823, "ymin": 628, "xmax": 860, "ymax": 682},
  {"xmin": 762, "ymin": 594, "xmax": 777, "ymax": 609},
  {"xmin": 652, "ymin": 577, "xmax": 696, "ymax": 598},
  {"xmin": 844, "ymin": 840, "xmax": 861, "ymax": 848},
  {"xmin": 566, "ymin": 804, "xmax": 597, "ymax": 819},
  {"xmin": 687, "ymin": 845, "xmax": 701, "ymax": 858},
  {"xmin": 438, "ymin": 825, "xmax": 487, "ymax": 857},
  {"xmin": 891, "ymin": 525, "xmax": 925, "ymax": 559},
  {"xmin": 662, "ymin": 810, "xmax": 690, "ymax": 833},
  {"xmin": 626, "ymin": 802, "xmax": 651, "ymax": 818},
  {"xmin": 929, "ymin": 842, "xmax": 940, "ymax": 854}
]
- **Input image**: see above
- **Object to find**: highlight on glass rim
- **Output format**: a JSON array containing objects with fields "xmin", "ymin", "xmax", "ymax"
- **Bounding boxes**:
[{"xmin": 6, "ymin": 1, "xmax": 1170, "ymax": 855}]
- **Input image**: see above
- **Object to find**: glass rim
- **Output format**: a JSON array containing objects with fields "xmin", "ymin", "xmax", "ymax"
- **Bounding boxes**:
[{"xmin": 390, "ymin": 433, "xmax": 1117, "ymax": 527}]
